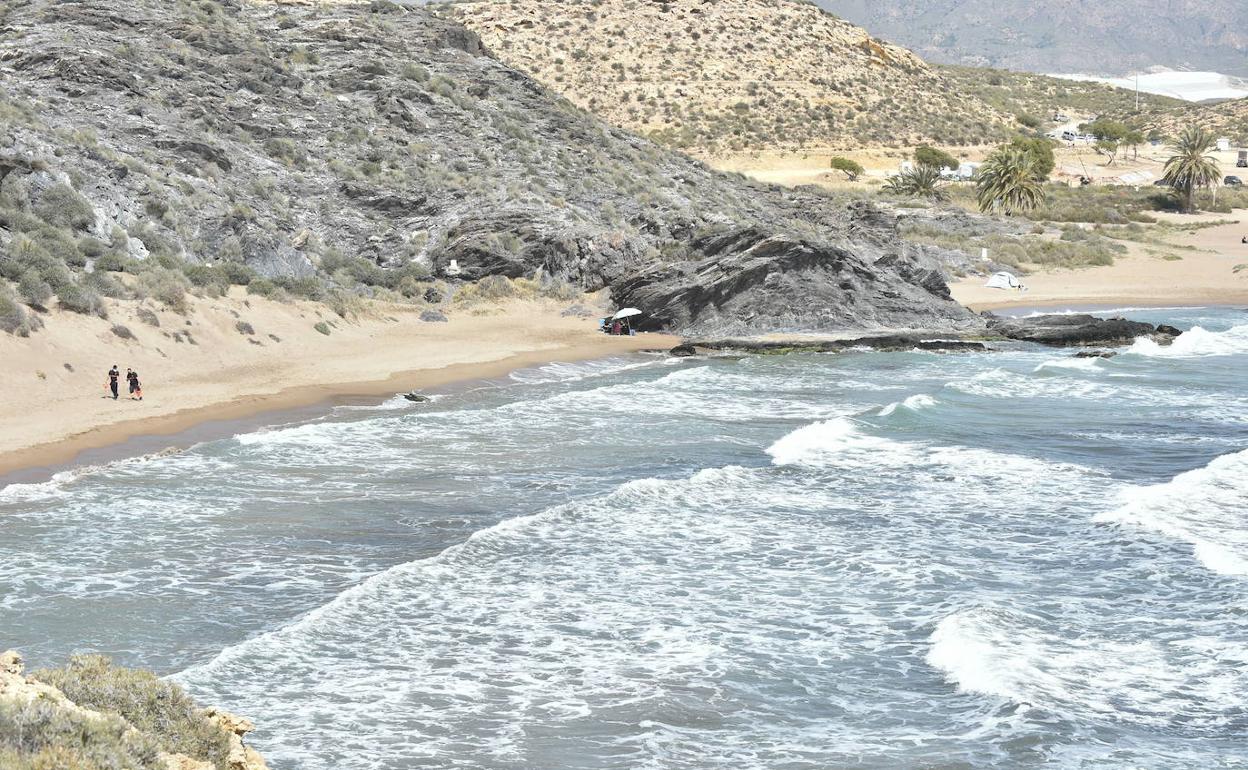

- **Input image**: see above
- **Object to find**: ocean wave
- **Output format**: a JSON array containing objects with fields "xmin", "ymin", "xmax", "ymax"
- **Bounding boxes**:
[
  {"xmin": 0, "ymin": 447, "xmax": 186, "ymax": 504},
  {"xmin": 1095, "ymin": 448, "xmax": 1248, "ymax": 577},
  {"xmin": 1127, "ymin": 325, "xmax": 1248, "ymax": 359},
  {"xmin": 878, "ymin": 393, "xmax": 938, "ymax": 416},
  {"xmin": 1033, "ymin": 356, "xmax": 1104, "ymax": 373},
  {"xmin": 1015, "ymin": 306, "xmax": 1203, "ymax": 318},
  {"xmin": 927, "ymin": 607, "xmax": 1247, "ymax": 728},
  {"xmin": 507, "ymin": 356, "xmax": 669, "ymax": 385}
]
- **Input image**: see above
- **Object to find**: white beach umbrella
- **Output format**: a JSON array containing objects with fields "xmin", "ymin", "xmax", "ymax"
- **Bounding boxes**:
[{"xmin": 612, "ymin": 308, "xmax": 642, "ymax": 320}]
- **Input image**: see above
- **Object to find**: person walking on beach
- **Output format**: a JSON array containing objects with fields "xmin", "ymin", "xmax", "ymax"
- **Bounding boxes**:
[
  {"xmin": 127, "ymin": 368, "xmax": 143, "ymax": 401},
  {"xmin": 106, "ymin": 365, "xmax": 120, "ymax": 400}
]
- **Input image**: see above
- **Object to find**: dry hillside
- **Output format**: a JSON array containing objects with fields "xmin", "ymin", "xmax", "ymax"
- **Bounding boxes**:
[
  {"xmin": 440, "ymin": 0, "xmax": 1014, "ymax": 156},
  {"xmin": 1143, "ymin": 99, "xmax": 1248, "ymax": 145}
]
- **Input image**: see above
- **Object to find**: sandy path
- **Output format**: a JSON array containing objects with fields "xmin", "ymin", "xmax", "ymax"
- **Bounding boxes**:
[
  {"xmin": 0, "ymin": 292, "xmax": 674, "ymax": 477},
  {"xmin": 950, "ymin": 211, "xmax": 1248, "ymax": 311}
]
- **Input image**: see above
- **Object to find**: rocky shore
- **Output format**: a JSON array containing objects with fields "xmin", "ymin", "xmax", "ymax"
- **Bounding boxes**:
[
  {"xmin": 0, "ymin": 650, "xmax": 266, "ymax": 770},
  {"xmin": 669, "ymin": 313, "xmax": 1183, "ymax": 356}
]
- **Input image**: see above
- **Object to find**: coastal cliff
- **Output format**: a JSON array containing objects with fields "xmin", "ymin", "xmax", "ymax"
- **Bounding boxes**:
[{"xmin": 0, "ymin": 650, "xmax": 267, "ymax": 770}]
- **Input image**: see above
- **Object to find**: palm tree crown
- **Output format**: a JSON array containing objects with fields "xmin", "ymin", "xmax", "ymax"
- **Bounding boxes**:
[
  {"xmin": 883, "ymin": 164, "xmax": 948, "ymax": 201},
  {"xmin": 1163, "ymin": 127, "xmax": 1221, "ymax": 213},
  {"xmin": 975, "ymin": 147, "xmax": 1045, "ymax": 216}
]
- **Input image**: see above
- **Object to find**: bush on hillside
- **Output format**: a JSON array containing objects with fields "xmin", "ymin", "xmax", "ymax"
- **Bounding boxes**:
[
  {"xmin": 55, "ymin": 280, "xmax": 106, "ymax": 318},
  {"xmin": 32, "ymin": 183, "xmax": 95, "ymax": 230},
  {"xmin": 32, "ymin": 654, "xmax": 233, "ymax": 770},
  {"xmin": 17, "ymin": 269, "xmax": 52, "ymax": 307},
  {"xmin": 0, "ymin": 698, "xmax": 163, "ymax": 770},
  {"xmin": 136, "ymin": 266, "xmax": 191, "ymax": 313}
]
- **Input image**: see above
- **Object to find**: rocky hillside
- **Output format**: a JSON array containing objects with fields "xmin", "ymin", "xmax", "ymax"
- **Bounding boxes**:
[
  {"xmin": 0, "ymin": 650, "xmax": 266, "ymax": 770},
  {"xmin": 1143, "ymin": 98, "xmax": 1248, "ymax": 145},
  {"xmin": 0, "ymin": 0, "xmax": 977, "ymax": 337},
  {"xmin": 439, "ymin": 0, "xmax": 1014, "ymax": 154},
  {"xmin": 819, "ymin": 0, "xmax": 1248, "ymax": 78}
]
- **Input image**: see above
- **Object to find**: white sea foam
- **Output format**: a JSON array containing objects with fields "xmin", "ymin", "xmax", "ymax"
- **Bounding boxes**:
[
  {"xmin": 1033, "ymin": 356, "xmax": 1103, "ymax": 373},
  {"xmin": 1095, "ymin": 449, "xmax": 1248, "ymax": 577},
  {"xmin": 507, "ymin": 357, "xmax": 667, "ymax": 385},
  {"xmin": 927, "ymin": 607, "xmax": 1247, "ymax": 727},
  {"xmin": 878, "ymin": 393, "xmax": 938, "ymax": 416},
  {"xmin": 1127, "ymin": 325, "xmax": 1248, "ymax": 359},
  {"xmin": 0, "ymin": 447, "xmax": 187, "ymax": 504}
]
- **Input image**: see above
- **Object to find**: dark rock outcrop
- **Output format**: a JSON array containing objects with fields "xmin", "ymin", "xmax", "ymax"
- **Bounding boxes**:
[
  {"xmin": 1074, "ymin": 350, "xmax": 1118, "ymax": 359},
  {"xmin": 988, "ymin": 314, "xmax": 1179, "ymax": 347},
  {"xmin": 676, "ymin": 335, "xmax": 987, "ymax": 355}
]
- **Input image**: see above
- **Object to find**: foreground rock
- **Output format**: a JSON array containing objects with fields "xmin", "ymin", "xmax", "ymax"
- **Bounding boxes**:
[
  {"xmin": 988, "ymin": 314, "xmax": 1179, "ymax": 347},
  {"xmin": 0, "ymin": 650, "xmax": 267, "ymax": 770}
]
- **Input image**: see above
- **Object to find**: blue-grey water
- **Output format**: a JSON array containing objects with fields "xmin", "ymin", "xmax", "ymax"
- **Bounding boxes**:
[{"xmin": 2, "ymin": 306, "xmax": 1247, "ymax": 769}]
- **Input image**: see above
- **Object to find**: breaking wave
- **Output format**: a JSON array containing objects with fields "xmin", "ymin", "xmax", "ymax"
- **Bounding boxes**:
[{"xmin": 1095, "ymin": 449, "xmax": 1248, "ymax": 577}]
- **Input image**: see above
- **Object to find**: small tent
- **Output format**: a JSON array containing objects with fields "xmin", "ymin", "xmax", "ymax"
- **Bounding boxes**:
[{"xmin": 984, "ymin": 272, "xmax": 1024, "ymax": 290}]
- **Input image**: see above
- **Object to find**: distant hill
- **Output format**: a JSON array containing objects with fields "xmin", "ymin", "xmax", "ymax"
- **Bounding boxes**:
[
  {"xmin": 817, "ymin": 0, "xmax": 1248, "ymax": 79},
  {"xmin": 440, "ymin": 0, "xmax": 1015, "ymax": 155}
]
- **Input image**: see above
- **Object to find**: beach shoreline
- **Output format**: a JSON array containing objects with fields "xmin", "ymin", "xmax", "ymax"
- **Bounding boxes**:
[{"xmin": 0, "ymin": 293, "xmax": 676, "ymax": 484}]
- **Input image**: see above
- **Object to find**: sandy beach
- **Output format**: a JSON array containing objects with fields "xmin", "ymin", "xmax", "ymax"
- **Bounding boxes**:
[
  {"xmin": 0, "ymin": 292, "xmax": 675, "ymax": 479},
  {"xmin": 950, "ymin": 211, "xmax": 1248, "ymax": 311}
]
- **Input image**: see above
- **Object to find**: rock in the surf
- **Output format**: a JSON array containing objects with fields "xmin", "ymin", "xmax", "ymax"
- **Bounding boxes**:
[{"xmin": 988, "ymin": 314, "xmax": 1178, "ymax": 347}]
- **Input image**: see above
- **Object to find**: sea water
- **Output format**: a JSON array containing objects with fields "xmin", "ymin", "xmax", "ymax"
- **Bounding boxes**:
[{"xmin": 2, "ymin": 306, "xmax": 1246, "ymax": 769}]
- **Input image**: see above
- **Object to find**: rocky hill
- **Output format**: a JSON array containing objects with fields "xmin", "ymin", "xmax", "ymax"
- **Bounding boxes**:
[
  {"xmin": 0, "ymin": 0, "xmax": 977, "ymax": 337},
  {"xmin": 1, "ymin": 650, "xmax": 266, "ymax": 770},
  {"xmin": 818, "ymin": 0, "xmax": 1248, "ymax": 78},
  {"xmin": 439, "ymin": 0, "xmax": 1014, "ymax": 155},
  {"xmin": 1143, "ymin": 98, "xmax": 1248, "ymax": 145}
]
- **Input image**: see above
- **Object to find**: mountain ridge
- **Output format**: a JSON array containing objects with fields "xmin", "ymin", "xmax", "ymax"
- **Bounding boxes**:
[{"xmin": 817, "ymin": 0, "xmax": 1248, "ymax": 79}]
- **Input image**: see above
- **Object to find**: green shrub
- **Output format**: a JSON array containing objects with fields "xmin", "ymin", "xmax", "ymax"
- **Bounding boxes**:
[
  {"xmin": 83, "ymin": 270, "xmax": 129, "ymax": 299},
  {"xmin": 92, "ymin": 252, "xmax": 129, "ymax": 272},
  {"xmin": 32, "ymin": 654, "xmax": 232, "ymax": 770},
  {"xmin": 220, "ymin": 261, "xmax": 255, "ymax": 286},
  {"xmin": 828, "ymin": 156, "xmax": 864, "ymax": 181},
  {"xmin": 136, "ymin": 266, "xmax": 191, "ymax": 313},
  {"xmin": 56, "ymin": 281, "xmax": 106, "ymax": 317},
  {"xmin": 111, "ymin": 324, "xmax": 134, "ymax": 340},
  {"xmin": 235, "ymin": 320, "xmax": 255, "ymax": 335},
  {"xmin": 914, "ymin": 145, "xmax": 959, "ymax": 170},
  {"xmin": 0, "ymin": 698, "xmax": 163, "ymax": 770},
  {"xmin": 314, "ymin": 320, "xmax": 331, "ymax": 335},
  {"xmin": 33, "ymin": 184, "xmax": 94, "ymax": 230},
  {"xmin": 246, "ymin": 277, "xmax": 279, "ymax": 298},
  {"xmin": 1, "ymin": 283, "xmax": 33, "ymax": 335},
  {"xmin": 17, "ymin": 269, "xmax": 52, "ymax": 306}
]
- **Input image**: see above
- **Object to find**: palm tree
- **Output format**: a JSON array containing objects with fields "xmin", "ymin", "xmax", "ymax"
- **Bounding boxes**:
[
  {"xmin": 975, "ymin": 146, "xmax": 1045, "ymax": 215},
  {"xmin": 883, "ymin": 164, "xmax": 948, "ymax": 201},
  {"xmin": 1162, "ymin": 127, "xmax": 1221, "ymax": 213}
]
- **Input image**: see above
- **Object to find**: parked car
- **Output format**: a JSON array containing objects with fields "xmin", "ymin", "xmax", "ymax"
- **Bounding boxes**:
[
  {"xmin": 1238, "ymin": 150, "xmax": 1247, "ymax": 168},
  {"xmin": 1225, "ymin": 176, "xmax": 1244, "ymax": 187},
  {"xmin": 1153, "ymin": 179, "xmax": 1172, "ymax": 187}
]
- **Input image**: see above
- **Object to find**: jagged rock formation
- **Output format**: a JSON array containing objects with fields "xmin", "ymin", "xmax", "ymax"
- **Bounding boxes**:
[
  {"xmin": 0, "ymin": 0, "xmax": 979, "ymax": 335},
  {"xmin": 440, "ymin": 0, "xmax": 1013, "ymax": 154},
  {"xmin": 0, "ymin": 650, "xmax": 267, "ymax": 770},
  {"xmin": 819, "ymin": 0, "xmax": 1248, "ymax": 78},
  {"xmin": 614, "ymin": 202, "xmax": 975, "ymax": 336}
]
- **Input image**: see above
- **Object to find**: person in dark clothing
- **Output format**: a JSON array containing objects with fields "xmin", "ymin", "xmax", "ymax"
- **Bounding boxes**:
[
  {"xmin": 127, "ymin": 368, "xmax": 142, "ymax": 400},
  {"xmin": 107, "ymin": 365, "xmax": 120, "ymax": 400}
]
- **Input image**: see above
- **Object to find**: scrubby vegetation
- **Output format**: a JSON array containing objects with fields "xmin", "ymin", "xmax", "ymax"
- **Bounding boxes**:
[
  {"xmin": 0, "ymin": 654, "xmax": 236, "ymax": 770},
  {"xmin": 444, "ymin": 0, "xmax": 1016, "ymax": 155}
]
